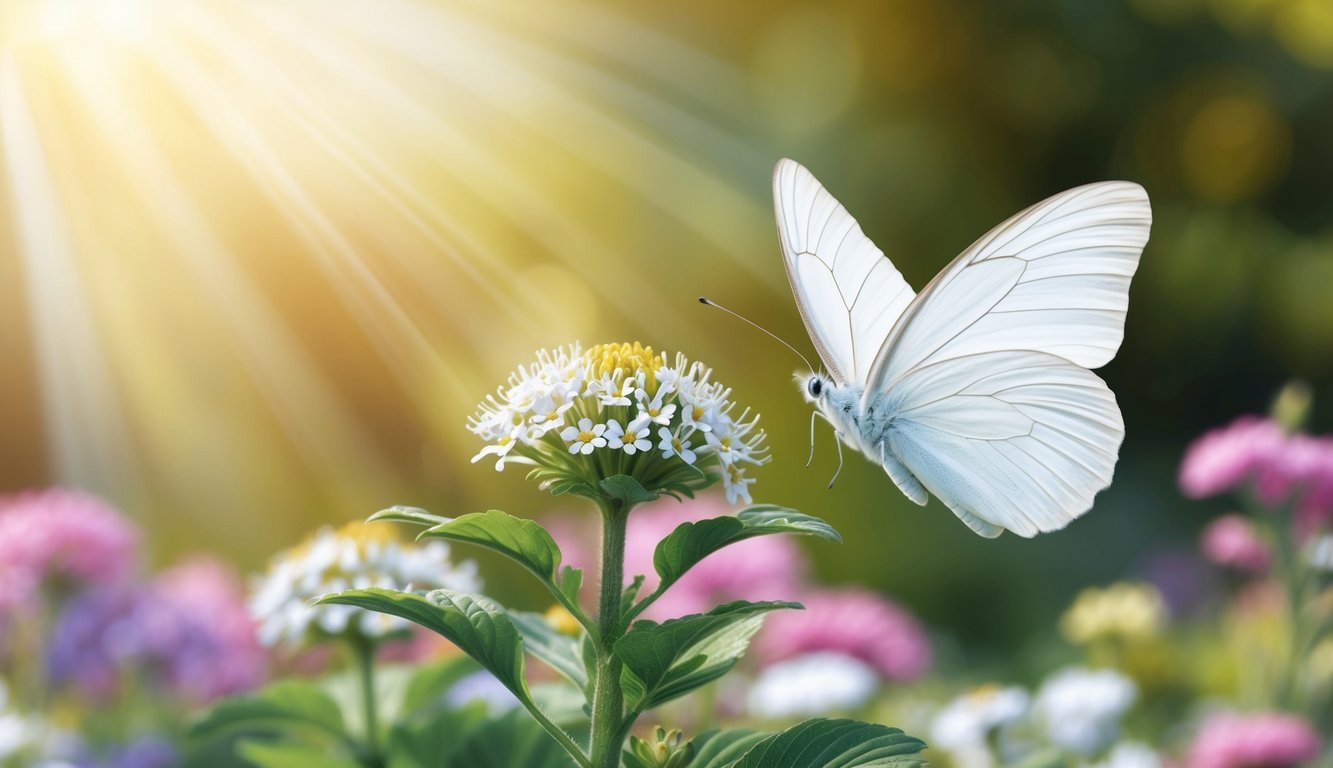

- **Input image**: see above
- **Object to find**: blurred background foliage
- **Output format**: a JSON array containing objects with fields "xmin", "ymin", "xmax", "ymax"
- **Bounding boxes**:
[{"xmin": 1, "ymin": 0, "xmax": 1332, "ymax": 658}]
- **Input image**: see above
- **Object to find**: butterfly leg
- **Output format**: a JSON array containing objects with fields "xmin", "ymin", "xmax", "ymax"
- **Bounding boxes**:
[
  {"xmin": 807, "ymin": 410, "xmax": 818, "ymax": 467},
  {"xmin": 827, "ymin": 431, "xmax": 844, "ymax": 489}
]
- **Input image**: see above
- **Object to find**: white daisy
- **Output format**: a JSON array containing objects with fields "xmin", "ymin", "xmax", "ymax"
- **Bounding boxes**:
[
  {"xmin": 658, "ymin": 427, "xmax": 697, "ymax": 464},
  {"xmin": 562, "ymin": 418, "xmax": 608, "ymax": 455},
  {"xmin": 609, "ymin": 415, "xmax": 654, "ymax": 455}
]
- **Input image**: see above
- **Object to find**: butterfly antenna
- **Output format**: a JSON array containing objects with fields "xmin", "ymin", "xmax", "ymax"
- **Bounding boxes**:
[{"xmin": 697, "ymin": 297, "xmax": 817, "ymax": 372}]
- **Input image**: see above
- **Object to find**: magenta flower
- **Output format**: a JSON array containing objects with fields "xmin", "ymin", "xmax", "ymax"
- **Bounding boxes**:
[
  {"xmin": 1186, "ymin": 712, "xmax": 1322, "ymax": 768},
  {"xmin": 1200, "ymin": 515, "xmax": 1271, "ymax": 573},
  {"xmin": 1178, "ymin": 417, "xmax": 1287, "ymax": 500},
  {"xmin": 1180, "ymin": 418, "xmax": 1333, "ymax": 533},
  {"xmin": 755, "ymin": 587, "xmax": 931, "ymax": 682},
  {"xmin": 548, "ymin": 495, "xmax": 809, "ymax": 621},
  {"xmin": 0, "ymin": 489, "xmax": 138, "ymax": 614}
]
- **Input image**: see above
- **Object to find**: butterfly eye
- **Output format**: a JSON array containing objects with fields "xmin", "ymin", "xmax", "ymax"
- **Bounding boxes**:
[{"xmin": 807, "ymin": 377, "xmax": 823, "ymax": 398}]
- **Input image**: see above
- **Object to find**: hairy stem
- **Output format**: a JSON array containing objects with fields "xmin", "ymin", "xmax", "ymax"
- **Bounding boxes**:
[{"xmin": 589, "ymin": 499, "xmax": 630, "ymax": 768}]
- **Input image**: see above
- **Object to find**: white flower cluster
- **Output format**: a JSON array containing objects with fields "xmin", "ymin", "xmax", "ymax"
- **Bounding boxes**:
[
  {"xmin": 929, "ymin": 667, "xmax": 1142, "ymax": 768},
  {"xmin": 250, "ymin": 522, "xmax": 481, "ymax": 647},
  {"xmin": 468, "ymin": 342, "xmax": 768, "ymax": 504},
  {"xmin": 745, "ymin": 651, "xmax": 879, "ymax": 719}
]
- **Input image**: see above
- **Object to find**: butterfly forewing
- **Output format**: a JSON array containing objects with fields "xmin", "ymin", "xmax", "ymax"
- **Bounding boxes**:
[
  {"xmin": 865, "ymin": 181, "xmax": 1150, "ymax": 399},
  {"xmin": 773, "ymin": 158, "xmax": 916, "ymax": 386}
]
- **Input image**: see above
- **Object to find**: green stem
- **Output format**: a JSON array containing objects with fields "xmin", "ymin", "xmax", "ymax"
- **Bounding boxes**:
[
  {"xmin": 519, "ymin": 697, "xmax": 595, "ymax": 768},
  {"xmin": 351, "ymin": 634, "xmax": 384, "ymax": 768},
  {"xmin": 589, "ymin": 499, "xmax": 631, "ymax": 768}
]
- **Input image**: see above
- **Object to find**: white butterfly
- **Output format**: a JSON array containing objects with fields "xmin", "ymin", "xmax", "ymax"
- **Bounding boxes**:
[{"xmin": 774, "ymin": 159, "xmax": 1151, "ymax": 538}]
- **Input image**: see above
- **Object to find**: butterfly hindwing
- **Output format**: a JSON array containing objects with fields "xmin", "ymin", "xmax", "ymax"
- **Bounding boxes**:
[
  {"xmin": 883, "ymin": 350, "xmax": 1124, "ymax": 538},
  {"xmin": 773, "ymin": 158, "xmax": 915, "ymax": 387}
]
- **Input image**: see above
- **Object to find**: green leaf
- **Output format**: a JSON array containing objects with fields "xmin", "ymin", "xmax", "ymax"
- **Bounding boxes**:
[
  {"xmin": 510, "ymin": 611, "xmax": 588, "ymax": 690},
  {"xmin": 368, "ymin": 505, "xmax": 452, "ymax": 529},
  {"xmin": 728, "ymin": 719, "xmax": 926, "ymax": 768},
  {"xmin": 320, "ymin": 588, "xmax": 530, "ymax": 707},
  {"xmin": 385, "ymin": 703, "xmax": 489, "ymax": 768},
  {"xmin": 445, "ymin": 709, "xmax": 583, "ymax": 768},
  {"xmin": 615, "ymin": 600, "xmax": 800, "ymax": 710},
  {"xmin": 621, "ymin": 574, "xmax": 646, "ymax": 616},
  {"xmin": 653, "ymin": 506, "xmax": 840, "ymax": 594},
  {"xmin": 600, "ymin": 474, "xmax": 659, "ymax": 507},
  {"xmin": 688, "ymin": 730, "xmax": 773, "ymax": 768},
  {"xmin": 399, "ymin": 656, "xmax": 483, "ymax": 717},
  {"xmin": 189, "ymin": 680, "xmax": 349, "ymax": 745},
  {"xmin": 557, "ymin": 566, "xmax": 584, "ymax": 608},
  {"xmin": 236, "ymin": 740, "xmax": 364, "ymax": 768},
  {"xmin": 423, "ymin": 510, "xmax": 563, "ymax": 588}
]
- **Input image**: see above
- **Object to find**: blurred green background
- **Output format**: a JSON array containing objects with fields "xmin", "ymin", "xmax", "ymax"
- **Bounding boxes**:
[{"xmin": 1, "ymin": 0, "xmax": 1331, "ymax": 655}]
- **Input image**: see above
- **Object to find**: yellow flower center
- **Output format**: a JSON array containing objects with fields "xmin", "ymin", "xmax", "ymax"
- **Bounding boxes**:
[
  {"xmin": 587, "ymin": 341, "xmax": 663, "ymax": 392},
  {"xmin": 544, "ymin": 605, "xmax": 583, "ymax": 635},
  {"xmin": 578, "ymin": 430, "xmax": 596, "ymax": 443}
]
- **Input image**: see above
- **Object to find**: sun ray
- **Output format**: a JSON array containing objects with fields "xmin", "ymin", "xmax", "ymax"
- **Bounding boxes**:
[
  {"xmin": 0, "ymin": 49, "xmax": 148, "ymax": 510},
  {"xmin": 55, "ymin": 45, "xmax": 404, "ymax": 514}
]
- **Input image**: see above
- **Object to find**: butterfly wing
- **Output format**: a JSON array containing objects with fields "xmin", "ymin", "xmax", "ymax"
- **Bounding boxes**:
[
  {"xmin": 882, "ymin": 350, "xmax": 1123, "ymax": 538},
  {"xmin": 866, "ymin": 181, "xmax": 1150, "ymax": 536},
  {"xmin": 773, "ymin": 158, "xmax": 915, "ymax": 386},
  {"xmin": 867, "ymin": 181, "xmax": 1150, "ymax": 386}
]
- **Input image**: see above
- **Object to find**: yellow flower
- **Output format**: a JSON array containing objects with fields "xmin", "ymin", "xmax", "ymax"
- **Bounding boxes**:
[{"xmin": 1059, "ymin": 582, "xmax": 1167, "ymax": 645}]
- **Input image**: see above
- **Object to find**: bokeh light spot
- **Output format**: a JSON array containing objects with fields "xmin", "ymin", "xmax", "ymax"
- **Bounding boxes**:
[
  {"xmin": 1180, "ymin": 92, "xmax": 1290, "ymax": 204},
  {"xmin": 1273, "ymin": 0, "xmax": 1333, "ymax": 69},
  {"xmin": 751, "ymin": 6, "xmax": 862, "ymax": 139}
]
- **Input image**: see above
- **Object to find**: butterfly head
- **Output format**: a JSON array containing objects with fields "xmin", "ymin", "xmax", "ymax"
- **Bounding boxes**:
[{"xmin": 798, "ymin": 373, "xmax": 825, "ymax": 403}]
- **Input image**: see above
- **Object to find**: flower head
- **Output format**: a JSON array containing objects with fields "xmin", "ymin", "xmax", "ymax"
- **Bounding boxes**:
[
  {"xmin": 746, "ymin": 651, "xmax": 879, "ymax": 719},
  {"xmin": 930, "ymin": 684, "xmax": 1029, "ymax": 761},
  {"xmin": 1201, "ymin": 515, "xmax": 1271, "ymax": 573},
  {"xmin": 756, "ymin": 587, "xmax": 931, "ymax": 682},
  {"xmin": 1179, "ymin": 417, "xmax": 1333, "ymax": 525},
  {"xmin": 46, "ymin": 557, "xmax": 267, "ymax": 705},
  {"xmin": 249, "ymin": 521, "xmax": 481, "ymax": 647},
  {"xmin": 0, "ymin": 489, "xmax": 138, "ymax": 615},
  {"xmin": 468, "ymin": 343, "xmax": 768, "ymax": 504},
  {"xmin": 1060, "ymin": 582, "xmax": 1167, "ymax": 645},
  {"xmin": 1032, "ymin": 666, "xmax": 1137, "ymax": 756},
  {"xmin": 1186, "ymin": 712, "xmax": 1321, "ymax": 768}
]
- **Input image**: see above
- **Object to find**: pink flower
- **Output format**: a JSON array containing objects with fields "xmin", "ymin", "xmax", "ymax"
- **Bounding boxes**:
[
  {"xmin": 755, "ymin": 587, "xmax": 931, "ymax": 682},
  {"xmin": 1186, "ymin": 712, "xmax": 1322, "ymax": 768},
  {"xmin": 1179, "ymin": 418, "xmax": 1333, "ymax": 531},
  {"xmin": 1178, "ymin": 418, "xmax": 1286, "ymax": 499},
  {"xmin": 0, "ymin": 489, "xmax": 138, "ymax": 614},
  {"xmin": 1200, "ymin": 515, "xmax": 1270, "ymax": 573},
  {"xmin": 547, "ymin": 495, "xmax": 809, "ymax": 621}
]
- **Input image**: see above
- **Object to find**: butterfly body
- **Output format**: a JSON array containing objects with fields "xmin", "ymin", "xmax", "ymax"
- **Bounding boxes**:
[{"xmin": 773, "ymin": 159, "xmax": 1150, "ymax": 538}]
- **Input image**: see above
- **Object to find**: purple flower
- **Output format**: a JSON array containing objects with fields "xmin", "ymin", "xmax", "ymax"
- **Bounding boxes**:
[
  {"xmin": 1200, "ymin": 515, "xmax": 1271, "ymax": 573},
  {"xmin": 47, "ymin": 557, "xmax": 266, "ymax": 705},
  {"xmin": 755, "ymin": 587, "xmax": 931, "ymax": 682},
  {"xmin": 77, "ymin": 735, "xmax": 179, "ymax": 768},
  {"xmin": 0, "ymin": 489, "xmax": 138, "ymax": 614},
  {"xmin": 1186, "ymin": 712, "xmax": 1322, "ymax": 768},
  {"xmin": 548, "ymin": 495, "xmax": 809, "ymax": 621},
  {"xmin": 146, "ymin": 557, "xmax": 267, "ymax": 703}
]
